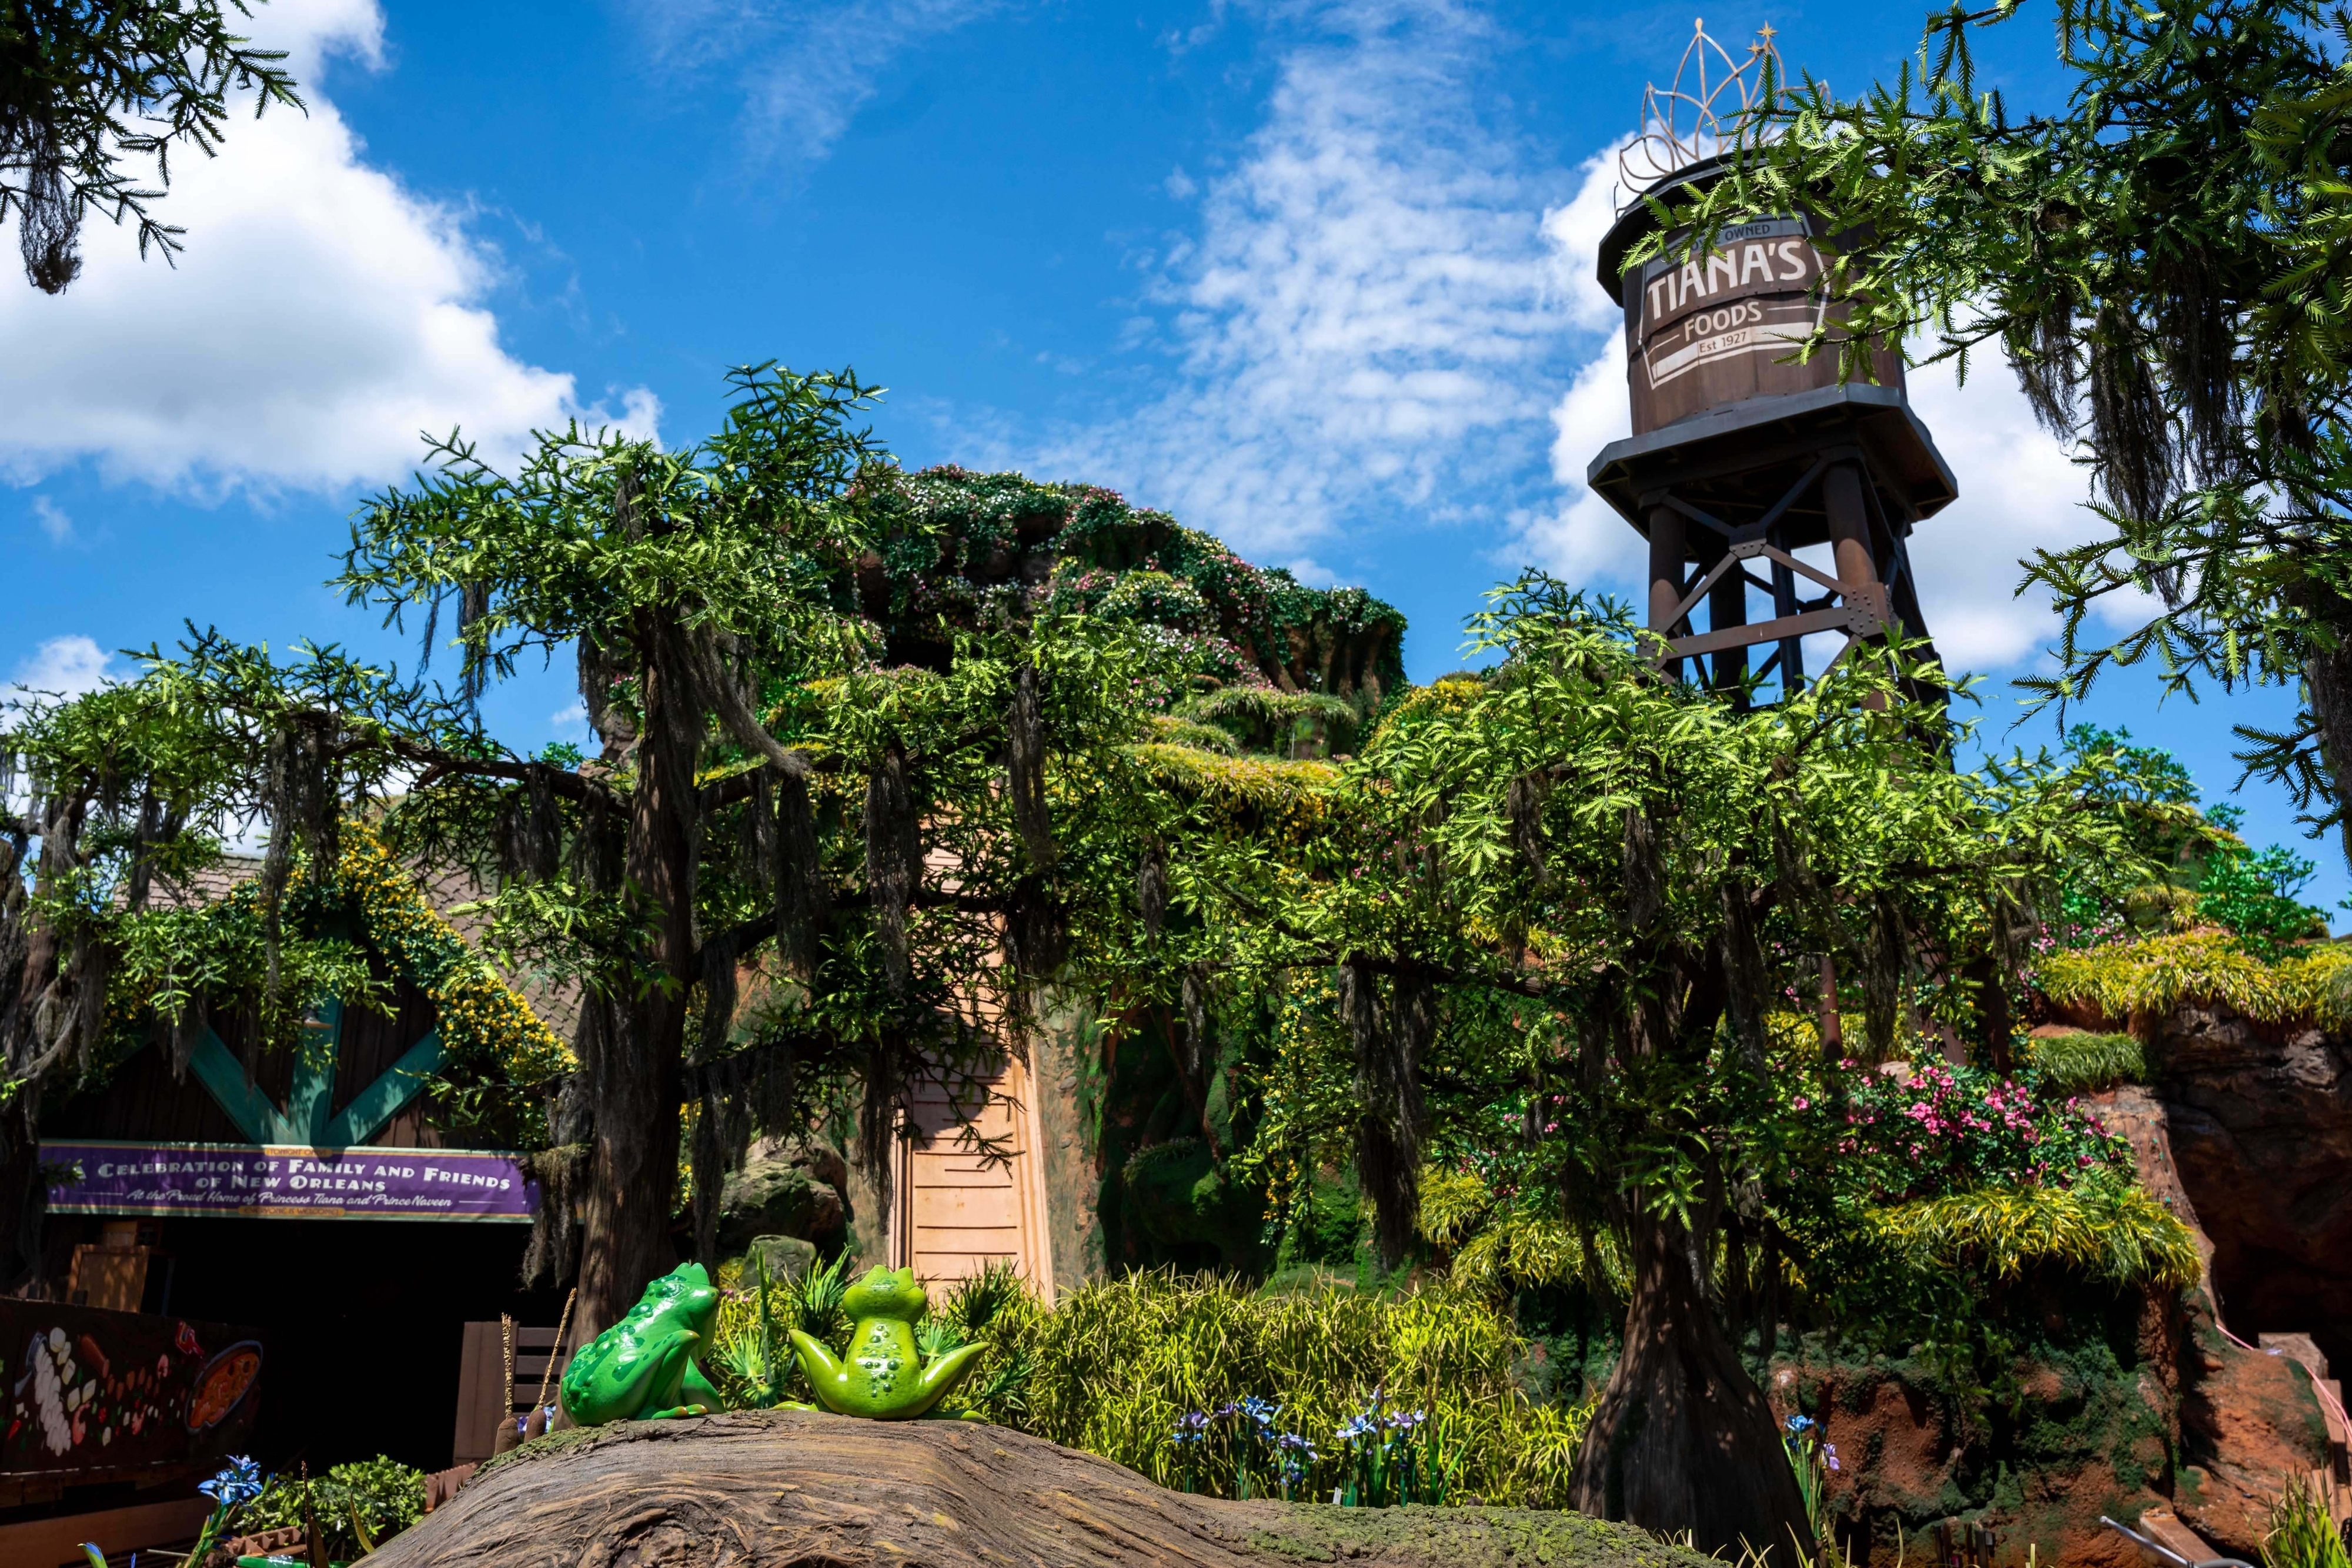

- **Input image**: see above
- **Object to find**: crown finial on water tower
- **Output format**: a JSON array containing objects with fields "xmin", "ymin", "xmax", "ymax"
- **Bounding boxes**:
[{"xmin": 1618, "ymin": 18, "xmax": 1787, "ymax": 197}]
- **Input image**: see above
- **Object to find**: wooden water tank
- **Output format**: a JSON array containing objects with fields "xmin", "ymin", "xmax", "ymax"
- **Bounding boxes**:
[{"xmin": 1588, "ymin": 157, "xmax": 1956, "ymax": 541}]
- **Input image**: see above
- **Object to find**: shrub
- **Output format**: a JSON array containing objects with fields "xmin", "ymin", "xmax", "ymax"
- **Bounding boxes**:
[
  {"xmin": 2196, "ymin": 840, "xmax": 2328, "ymax": 959},
  {"xmin": 1810, "ymin": 1055, "xmax": 2132, "ymax": 1202},
  {"xmin": 970, "ymin": 1269, "xmax": 1587, "ymax": 1508},
  {"xmin": 2024, "ymin": 1032, "xmax": 2146, "ymax": 1094},
  {"xmin": 1865, "ymin": 1179, "xmax": 2200, "ymax": 1290},
  {"xmin": 229, "ymin": 1455, "xmax": 425, "ymax": 1557},
  {"xmin": 716, "ymin": 1260, "xmax": 1586, "ymax": 1509}
]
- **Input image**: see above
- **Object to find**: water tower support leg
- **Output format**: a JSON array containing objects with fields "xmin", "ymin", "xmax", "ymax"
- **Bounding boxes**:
[
  {"xmin": 1646, "ymin": 504, "xmax": 1688, "ymax": 684},
  {"xmin": 1770, "ymin": 553, "xmax": 1805, "ymax": 696},
  {"xmin": 1707, "ymin": 545, "xmax": 1749, "ymax": 701},
  {"xmin": 1822, "ymin": 463, "xmax": 1875, "ymax": 592}
]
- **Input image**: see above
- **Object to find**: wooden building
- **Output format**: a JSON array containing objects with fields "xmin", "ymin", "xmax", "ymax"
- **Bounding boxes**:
[{"xmin": 34, "ymin": 855, "xmax": 573, "ymax": 1483}]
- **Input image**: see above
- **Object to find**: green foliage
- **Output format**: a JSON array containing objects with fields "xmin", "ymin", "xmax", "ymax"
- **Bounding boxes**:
[
  {"xmin": 1690, "ymin": 0, "xmax": 2352, "ymax": 858},
  {"xmin": 0, "ymin": 0, "xmax": 303, "ymax": 292},
  {"xmin": 2195, "ymin": 838, "xmax": 2330, "ymax": 956},
  {"xmin": 963, "ymin": 1270, "xmax": 1589, "ymax": 1509},
  {"xmin": 707, "ymin": 1248, "xmax": 856, "ymax": 1407},
  {"xmin": 1416, "ymin": 1168, "xmax": 1590, "ymax": 1300},
  {"xmin": 1865, "ymin": 1179, "xmax": 2201, "ymax": 1291},
  {"xmin": 2036, "ymin": 929, "xmax": 2352, "ymax": 1030},
  {"xmin": 2264, "ymin": 1474, "xmax": 2352, "ymax": 1568},
  {"xmin": 1178, "ymin": 687, "xmax": 1363, "ymax": 758},
  {"xmin": 228, "ymin": 1455, "xmax": 425, "ymax": 1559},
  {"xmin": 2040, "ymin": 726, "xmax": 2233, "ymax": 947},
  {"xmin": 2024, "ymin": 1031, "xmax": 2146, "ymax": 1093},
  {"xmin": 1148, "ymin": 714, "xmax": 1242, "ymax": 756},
  {"xmin": 874, "ymin": 466, "xmax": 1408, "ymax": 703}
]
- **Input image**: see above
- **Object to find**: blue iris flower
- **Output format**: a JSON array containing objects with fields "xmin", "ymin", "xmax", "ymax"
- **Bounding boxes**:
[{"xmin": 198, "ymin": 1455, "xmax": 262, "ymax": 1509}]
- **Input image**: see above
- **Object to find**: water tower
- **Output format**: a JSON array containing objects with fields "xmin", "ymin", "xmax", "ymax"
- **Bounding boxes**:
[{"xmin": 1588, "ymin": 22, "xmax": 1954, "ymax": 702}]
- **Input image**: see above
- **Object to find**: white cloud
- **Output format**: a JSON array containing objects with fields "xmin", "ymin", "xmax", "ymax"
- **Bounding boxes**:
[
  {"xmin": 0, "ymin": 0, "xmax": 657, "ymax": 497},
  {"xmin": 1901, "ymin": 356, "xmax": 2141, "ymax": 672},
  {"xmin": 623, "ymin": 0, "xmax": 1005, "ymax": 170},
  {"xmin": 1009, "ymin": 0, "xmax": 1587, "ymax": 560},
  {"xmin": 1508, "ymin": 144, "xmax": 1646, "ymax": 596},
  {"xmin": 31, "ymin": 496, "xmax": 74, "ymax": 546},
  {"xmin": 5, "ymin": 636, "xmax": 120, "ymax": 703}
]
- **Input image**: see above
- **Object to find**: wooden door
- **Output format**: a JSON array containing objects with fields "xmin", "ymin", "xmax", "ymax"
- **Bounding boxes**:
[{"xmin": 894, "ymin": 1051, "xmax": 1055, "ymax": 1303}]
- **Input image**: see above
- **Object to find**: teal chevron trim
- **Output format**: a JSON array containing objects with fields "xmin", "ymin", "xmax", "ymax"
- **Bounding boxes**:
[
  {"xmin": 188, "ymin": 995, "xmax": 443, "ymax": 1150},
  {"xmin": 188, "ymin": 1029, "xmax": 293, "ymax": 1145},
  {"xmin": 286, "ymin": 998, "xmax": 343, "ymax": 1144},
  {"xmin": 324, "ymin": 1030, "xmax": 443, "ymax": 1147}
]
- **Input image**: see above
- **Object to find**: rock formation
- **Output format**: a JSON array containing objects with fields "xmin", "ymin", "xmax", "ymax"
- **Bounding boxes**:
[
  {"xmin": 715, "ymin": 1137, "xmax": 850, "ymax": 1261},
  {"xmin": 2147, "ymin": 1001, "xmax": 2352, "ymax": 1380}
]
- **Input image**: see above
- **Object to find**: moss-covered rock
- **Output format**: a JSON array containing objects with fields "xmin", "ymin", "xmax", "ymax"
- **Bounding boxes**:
[
  {"xmin": 1764, "ymin": 1316, "xmax": 2179, "ymax": 1567},
  {"xmin": 1243, "ymin": 1503, "xmax": 1710, "ymax": 1568}
]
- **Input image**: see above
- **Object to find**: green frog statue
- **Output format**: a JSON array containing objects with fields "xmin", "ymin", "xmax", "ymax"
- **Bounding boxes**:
[
  {"xmin": 789, "ymin": 1265, "xmax": 988, "ymax": 1419},
  {"xmin": 559, "ymin": 1263, "xmax": 729, "ymax": 1426}
]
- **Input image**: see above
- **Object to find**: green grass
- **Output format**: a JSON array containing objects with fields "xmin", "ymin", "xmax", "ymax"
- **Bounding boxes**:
[
  {"xmin": 1866, "ymin": 1179, "xmax": 2201, "ymax": 1289},
  {"xmin": 2263, "ymin": 1476, "xmax": 2352, "ymax": 1568},
  {"xmin": 714, "ymin": 1262, "xmax": 1588, "ymax": 1509},
  {"xmin": 2024, "ymin": 1031, "xmax": 2146, "ymax": 1094},
  {"xmin": 970, "ymin": 1269, "xmax": 1588, "ymax": 1507}
]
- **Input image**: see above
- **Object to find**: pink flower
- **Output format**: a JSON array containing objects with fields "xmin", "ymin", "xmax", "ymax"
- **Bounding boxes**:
[{"xmin": 1793, "ymin": 1096, "xmax": 1811, "ymax": 1110}]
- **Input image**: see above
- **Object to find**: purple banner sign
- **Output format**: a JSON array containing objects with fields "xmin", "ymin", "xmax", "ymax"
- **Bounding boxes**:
[{"xmin": 42, "ymin": 1141, "xmax": 537, "ymax": 1222}]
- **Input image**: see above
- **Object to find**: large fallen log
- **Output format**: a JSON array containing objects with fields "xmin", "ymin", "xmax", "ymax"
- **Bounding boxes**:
[{"xmin": 368, "ymin": 1409, "xmax": 1710, "ymax": 1568}]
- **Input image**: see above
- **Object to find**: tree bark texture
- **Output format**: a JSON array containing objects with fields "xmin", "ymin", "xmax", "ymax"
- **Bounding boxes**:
[
  {"xmin": 1569, "ymin": 1207, "xmax": 1811, "ymax": 1561},
  {"xmin": 369, "ymin": 1410, "xmax": 1716, "ymax": 1568},
  {"xmin": 0, "ymin": 785, "xmax": 89, "ymax": 1292},
  {"xmin": 575, "ymin": 627, "xmax": 701, "ymax": 1338},
  {"xmin": 2290, "ymin": 581, "xmax": 2352, "ymax": 874}
]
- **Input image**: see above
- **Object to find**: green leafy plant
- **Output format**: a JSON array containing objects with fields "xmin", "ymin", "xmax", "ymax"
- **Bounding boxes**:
[
  {"xmin": 228, "ymin": 1456, "xmax": 423, "ymax": 1559},
  {"xmin": 2195, "ymin": 838, "xmax": 2329, "ymax": 958},
  {"xmin": 2262, "ymin": 1475, "xmax": 2352, "ymax": 1568},
  {"xmin": 965, "ymin": 1268, "xmax": 1588, "ymax": 1508},
  {"xmin": 1780, "ymin": 1415, "xmax": 1837, "ymax": 1554},
  {"xmin": 709, "ymin": 1246, "xmax": 796, "ymax": 1408},
  {"xmin": 2024, "ymin": 1032, "xmax": 2145, "ymax": 1094}
]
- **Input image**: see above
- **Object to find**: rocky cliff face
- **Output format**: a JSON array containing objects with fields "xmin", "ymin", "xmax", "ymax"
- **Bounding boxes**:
[
  {"xmin": 1761, "ymin": 1066, "xmax": 2342, "ymax": 1567},
  {"xmin": 2147, "ymin": 1001, "xmax": 2352, "ymax": 1380}
]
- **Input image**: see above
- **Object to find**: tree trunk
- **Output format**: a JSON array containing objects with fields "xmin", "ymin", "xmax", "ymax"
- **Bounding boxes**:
[
  {"xmin": 575, "ymin": 631, "xmax": 701, "ymax": 1338},
  {"xmin": 369, "ymin": 1410, "xmax": 1717, "ymax": 1568},
  {"xmin": 1570, "ymin": 1205, "xmax": 1812, "ymax": 1561},
  {"xmin": 2293, "ymin": 583, "xmax": 2352, "ymax": 874},
  {"xmin": 0, "ymin": 1092, "xmax": 45, "ymax": 1293},
  {"xmin": 0, "ymin": 789, "xmax": 87, "ymax": 1294}
]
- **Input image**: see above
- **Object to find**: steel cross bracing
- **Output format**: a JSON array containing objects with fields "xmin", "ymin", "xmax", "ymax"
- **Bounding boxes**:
[{"xmin": 1635, "ymin": 437, "xmax": 1940, "ymax": 706}]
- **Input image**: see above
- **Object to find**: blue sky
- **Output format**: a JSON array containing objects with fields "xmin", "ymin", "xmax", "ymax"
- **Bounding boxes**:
[{"xmin": 5, "ymin": 0, "xmax": 2339, "ymax": 914}]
